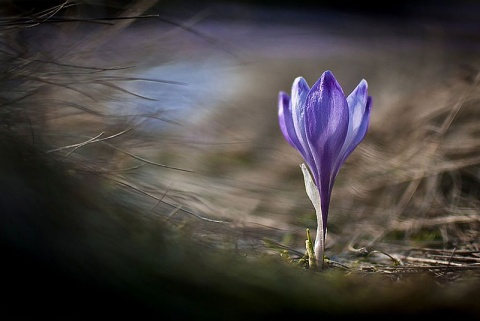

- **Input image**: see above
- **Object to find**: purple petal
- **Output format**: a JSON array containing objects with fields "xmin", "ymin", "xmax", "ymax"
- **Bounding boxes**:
[
  {"xmin": 304, "ymin": 71, "xmax": 349, "ymax": 228},
  {"xmin": 290, "ymin": 77, "xmax": 314, "ymax": 170},
  {"xmin": 346, "ymin": 79, "xmax": 371, "ymax": 149},
  {"xmin": 333, "ymin": 79, "xmax": 372, "ymax": 176},
  {"xmin": 278, "ymin": 91, "xmax": 300, "ymax": 149}
]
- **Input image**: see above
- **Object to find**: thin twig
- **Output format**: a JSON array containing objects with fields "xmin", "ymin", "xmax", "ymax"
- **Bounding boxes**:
[
  {"xmin": 46, "ymin": 128, "xmax": 132, "ymax": 153},
  {"xmin": 402, "ymin": 256, "xmax": 464, "ymax": 266},
  {"xmin": 66, "ymin": 131, "xmax": 104, "ymax": 156}
]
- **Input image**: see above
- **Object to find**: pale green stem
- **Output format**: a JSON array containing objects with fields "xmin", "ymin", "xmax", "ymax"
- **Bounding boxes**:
[
  {"xmin": 300, "ymin": 163, "xmax": 325, "ymax": 269},
  {"xmin": 314, "ymin": 217, "xmax": 325, "ymax": 269}
]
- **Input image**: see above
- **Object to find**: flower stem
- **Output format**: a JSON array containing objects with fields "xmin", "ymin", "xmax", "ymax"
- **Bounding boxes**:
[{"xmin": 314, "ymin": 219, "xmax": 325, "ymax": 269}]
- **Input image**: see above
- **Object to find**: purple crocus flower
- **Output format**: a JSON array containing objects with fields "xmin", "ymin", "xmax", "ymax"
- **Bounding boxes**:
[{"xmin": 278, "ymin": 70, "xmax": 372, "ymax": 268}]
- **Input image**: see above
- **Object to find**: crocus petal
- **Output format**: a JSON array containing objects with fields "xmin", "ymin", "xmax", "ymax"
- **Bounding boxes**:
[
  {"xmin": 304, "ymin": 71, "xmax": 349, "ymax": 229},
  {"xmin": 290, "ymin": 77, "xmax": 314, "ymax": 169},
  {"xmin": 278, "ymin": 91, "xmax": 303, "ymax": 150},
  {"xmin": 332, "ymin": 79, "xmax": 372, "ymax": 180},
  {"xmin": 346, "ymin": 81, "xmax": 372, "ymax": 151}
]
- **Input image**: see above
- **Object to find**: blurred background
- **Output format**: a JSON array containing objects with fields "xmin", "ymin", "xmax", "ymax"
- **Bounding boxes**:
[{"xmin": 2, "ymin": 0, "xmax": 480, "ymax": 258}]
